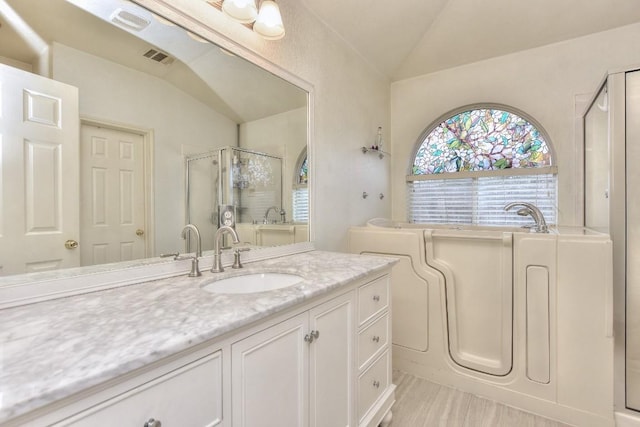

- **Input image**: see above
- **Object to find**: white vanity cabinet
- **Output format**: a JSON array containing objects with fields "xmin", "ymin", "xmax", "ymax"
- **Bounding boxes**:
[
  {"xmin": 47, "ymin": 349, "xmax": 224, "ymax": 427},
  {"xmin": 8, "ymin": 268, "xmax": 394, "ymax": 427},
  {"xmin": 231, "ymin": 291, "xmax": 354, "ymax": 427},
  {"xmin": 356, "ymin": 274, "xmax": 395, "ymax": 427}
]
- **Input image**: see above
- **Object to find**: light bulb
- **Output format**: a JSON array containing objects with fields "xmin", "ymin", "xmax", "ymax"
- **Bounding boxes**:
[
  {"xmin": 222, "ymin": 0, "xmax": 258, "ymax": 24},
  {"xmin": 253, "ymin": 0, "xmax": 285, "ymax": 40}
]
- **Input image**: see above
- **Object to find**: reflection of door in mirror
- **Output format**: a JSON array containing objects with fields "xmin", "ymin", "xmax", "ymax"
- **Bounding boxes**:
[
  {"xmin": 0, "ymin": 64, "xmax": 80, "ymax": 276},
  {"xmin": 80, "ymin": 123, "xmax": 149, "ymax": 265}
]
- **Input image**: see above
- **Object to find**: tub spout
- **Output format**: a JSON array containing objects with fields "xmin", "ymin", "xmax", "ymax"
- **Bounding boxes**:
[{"xmin": 504, "ymin": 202, "xmax": 548, "ymax": 233}]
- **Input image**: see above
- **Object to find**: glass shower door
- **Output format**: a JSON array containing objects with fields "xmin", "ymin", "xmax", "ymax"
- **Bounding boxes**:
[
  {"xmin": 584, "ymin": 84, "xmax": 610, "ymax": 233},
  {"xmin": 626, "ymin": 69, "xmax": 640, "ymax": 411}
]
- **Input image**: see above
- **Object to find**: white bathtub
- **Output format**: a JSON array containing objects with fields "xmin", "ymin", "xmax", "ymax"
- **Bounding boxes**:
[{"xmin": 348, "ymin": 220, "xmax": 614, "ymax": 426}]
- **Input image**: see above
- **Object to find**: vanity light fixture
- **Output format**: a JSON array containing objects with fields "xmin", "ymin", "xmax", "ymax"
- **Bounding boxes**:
[
  {"xmin": 208, "ymin": 0, "xmax": 285, "ymax": 40},
  {"xmin": 253, "ymin": 1, "xmax": 285, "ymax": 40},
  {"xmin": 221, "ymin": 0, "xmax": 258, "ymax": 24}
]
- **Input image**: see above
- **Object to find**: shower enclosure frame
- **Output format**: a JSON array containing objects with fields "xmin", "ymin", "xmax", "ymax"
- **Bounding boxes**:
[{"xmin": 583, "ymin": 65, "xmax": 640, "ymax": 418}]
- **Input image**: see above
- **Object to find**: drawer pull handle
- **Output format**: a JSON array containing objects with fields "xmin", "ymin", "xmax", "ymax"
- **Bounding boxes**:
[
  {"xmin": 372, "ymin": 335, "xmax": 380, "ymax": 343},
  {"xmin": 144, "ymin": 419, "xmax": 161, "ymax": 427},
  {"xmin": 372, "ymin": 295, "xmax": 380, "ymax": 302},
  {"xmin": 373, "ymin": 380, "xmax": 380, "ymax": 388},
  {"xmin": 304, "ymin": 330, "xmax": 320, "ymax": 343}
]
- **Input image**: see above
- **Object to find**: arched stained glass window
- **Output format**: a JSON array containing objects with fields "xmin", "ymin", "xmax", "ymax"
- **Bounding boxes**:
[
  {"xmin": 408, "ymin": 106, "xmax": 557, "ymax": 226},
  {"xmin": 298, "ymin": 156, "xmax": 308, "ymax": 185},
  {"xmin": 293, "ymin": 148, "xmax": 308, "ymax": 223},
  {"xmin": 412, "ymin": 108, "xmax": 552, "ymax": 174}
]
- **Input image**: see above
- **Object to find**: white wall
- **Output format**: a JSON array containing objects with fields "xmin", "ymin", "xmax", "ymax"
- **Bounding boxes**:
[
  {"xmin": 0, "ymin": 55, "xmax": 31, "ymax": 72},
  {"xmin": 390, "ymin": 23, "xmax": 640, "ymax": 226},
  {"xmin": 51, "ymin": 43, "xmax": 237, "ymax": 254},
  {"xmin": 140, "ymin": 0, "xmax": 391, "ymax": 252}
]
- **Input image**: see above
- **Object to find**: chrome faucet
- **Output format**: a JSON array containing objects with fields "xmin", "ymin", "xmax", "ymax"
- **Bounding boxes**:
[
  {"xmin": 263, "ymin": 206, "xmax": 280, "ymax": 224},
  {"xmin": 211, "ymin": 225, "xmax": 240, "ymax": 273},
  {"xmin": 504, "ymin": 202, "xmax": 548, "ymax": 233},
  {"xmin": 181, "ymin": 224, "xmax": 202, "ymax": 277}
]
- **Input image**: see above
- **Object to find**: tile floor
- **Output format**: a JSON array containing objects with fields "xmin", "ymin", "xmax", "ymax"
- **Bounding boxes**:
[{"xmin": 389, "ymin": 371, "xmax": 572, "ymax": 427}]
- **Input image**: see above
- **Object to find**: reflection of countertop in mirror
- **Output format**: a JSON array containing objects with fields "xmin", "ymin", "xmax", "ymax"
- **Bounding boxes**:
[
  {"xmin": 0, "ymin": 251, "xmax": 395, "ymax": 423},
  {"xmin": 235, "ymin": 222, "xmax": 309, "ymax": 246}
]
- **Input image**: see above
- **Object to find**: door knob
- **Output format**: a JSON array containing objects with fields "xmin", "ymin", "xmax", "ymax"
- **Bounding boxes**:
[
  {"xmin": 64, "ymin": 239, "xmax": 78, "ymax": 249},
  {"xmin": 136, "ymin": 229, "xmax": 145, "ymax": 236}
]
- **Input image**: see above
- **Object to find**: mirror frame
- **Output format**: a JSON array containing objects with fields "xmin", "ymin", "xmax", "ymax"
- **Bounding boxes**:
[{"xmin": 0, "ymin": 0, "xmax": 315, "ymax": 307}]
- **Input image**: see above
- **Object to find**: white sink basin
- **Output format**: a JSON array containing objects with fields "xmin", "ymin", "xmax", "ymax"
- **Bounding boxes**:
[{"xmin": 202, "ymin": 272, "xmax": 303, "ymax": 294}]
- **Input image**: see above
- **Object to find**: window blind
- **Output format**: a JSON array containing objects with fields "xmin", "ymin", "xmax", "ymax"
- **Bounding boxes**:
[
  {"xmin": 407, "ymin": 174, "xmax": 557, "ymax": 226},
  {"xmin": 292, "ymin": 188, "xmax": 309, "ymax": 223}
]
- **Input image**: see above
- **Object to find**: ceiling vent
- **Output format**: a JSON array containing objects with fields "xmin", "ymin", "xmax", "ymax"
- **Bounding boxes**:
[
  {"xmin": 142, "ymin": 48, "xmax": 175, "ymax": 65},
  {"xmin": 110, "ymin": 9, "xmax": 150, "ymax": 32}
]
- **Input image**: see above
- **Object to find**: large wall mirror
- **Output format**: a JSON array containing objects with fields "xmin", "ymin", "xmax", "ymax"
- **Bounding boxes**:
[{"xmin": 0, "ymin": 0, "xmax": 309, "ymax": 278}]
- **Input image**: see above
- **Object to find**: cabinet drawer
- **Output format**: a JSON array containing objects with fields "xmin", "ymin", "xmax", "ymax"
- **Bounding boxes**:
[
  {"xmin": 357, "ymin": 313, "xmax": 388, "ymax": 370},
  {"xmin": 59, "ymin": 351, "xmax": 223, "ymax": 427},
  {"xmin": 357, "ymin": 350, "xmax": 390, "ymax": 423},
  {"xmin": 358, "ymin": 275, "xmax": 389, "ymax": 326}
]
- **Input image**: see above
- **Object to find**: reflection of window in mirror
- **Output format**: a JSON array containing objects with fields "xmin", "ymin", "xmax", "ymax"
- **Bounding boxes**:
[{"xmin": 293, "ymin": 148, "xmax": 308, "ymax": 223}]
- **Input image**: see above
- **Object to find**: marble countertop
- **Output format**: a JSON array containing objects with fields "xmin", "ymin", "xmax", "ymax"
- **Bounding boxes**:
[{"xmin": 0, "ymin": 250, "xmax": 395, "ymax": 423}]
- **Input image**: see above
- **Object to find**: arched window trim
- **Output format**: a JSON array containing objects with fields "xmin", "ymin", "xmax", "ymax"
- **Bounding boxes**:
[
  {"xmin": 406, "ymin": 103, "xmax": 558, "ymax": 226},
  {"xmin": 407, "ymin": 103, "xmax": 557, "ymax": 178}
]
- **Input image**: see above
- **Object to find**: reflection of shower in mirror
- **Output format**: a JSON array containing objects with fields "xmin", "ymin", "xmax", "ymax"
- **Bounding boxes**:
[
  {"xmin": 219, "ymin": 146, "xmax": 283, "ymax": 224},
  {"xmin": 185, "ymin": 152, "xmax": 220, "ymax": 253},
  {"xmin": 186, "ymin": 147, "xmax": 285, "ymax": 250}
]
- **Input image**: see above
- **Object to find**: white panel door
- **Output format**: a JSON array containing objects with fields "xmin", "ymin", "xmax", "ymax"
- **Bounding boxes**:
[
  {"xmin": 80, "ymin": 124, "xmax": 146, "ymax": 266},
  {"xmin": 0, "ymin": 63, "xmax": 80, "ymax": 275}
]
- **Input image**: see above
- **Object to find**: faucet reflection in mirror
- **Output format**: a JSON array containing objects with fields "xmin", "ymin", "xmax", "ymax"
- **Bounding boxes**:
[
  {"xmin": 209, "ymin": 0, "xmax": 286, "ymax": 40},
  {"xmin": 181, "ymin": 224, "xmax": 203, "ymax": 277},
  {"xmin": 211, "ymin": 225, "xmax": 241, "ymax": 273}
]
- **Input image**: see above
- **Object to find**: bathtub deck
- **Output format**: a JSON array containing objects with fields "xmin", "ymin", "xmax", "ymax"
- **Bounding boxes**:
[{"xmin": 390, "ymin": 370, "xmax": 572, "ymax": 427}]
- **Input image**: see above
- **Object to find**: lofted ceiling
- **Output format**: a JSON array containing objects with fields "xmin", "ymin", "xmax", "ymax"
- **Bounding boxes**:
[
  {"xmin": 301, "ymin": 0, "xmax": 640, "ymax": 80},
  {"xmin": 0, "ymin": 0, "xmax": 306, "ymax": 123}
]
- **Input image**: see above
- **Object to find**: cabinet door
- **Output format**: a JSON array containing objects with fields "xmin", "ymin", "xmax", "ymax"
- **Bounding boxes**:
[
  {"xmin": 309, "ymin": 291, "xmax": 355, "ymax": 427},
  {"xmin": 231, "ymin": 312, "xmax": 309, "ymax": 427},
  {"xmin": 58, "ymin": 351, "xmax": 223, "ymax": 427}
]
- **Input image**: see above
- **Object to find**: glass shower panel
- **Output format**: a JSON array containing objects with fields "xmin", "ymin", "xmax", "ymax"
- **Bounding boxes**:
[
  {"xmin": 220, "ymin": 147, "xmax": 283, "ymax": 224},
  {"xmin": 584, "ymin": 84, "xmax": 610, "ymax": 232},
  {"xmin": 626, "ymin": 70, "xmax": 640, "ymax": 411},
  {"xmin": 237, "ymin": 153, "xmax": 282, "ymax": 224},
  {"xmin": 185, "ymin": 152, "xmax": 219, "ymax": 253}
]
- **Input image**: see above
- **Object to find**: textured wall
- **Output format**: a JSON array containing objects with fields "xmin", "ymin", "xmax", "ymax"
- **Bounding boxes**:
[
  {"xmin": 391, "ymin": 23, "xmax": 640, "ymax": 226},
  {"xmin": 141, "ymin": 0, "xmax": 391, "ymax": 251}
]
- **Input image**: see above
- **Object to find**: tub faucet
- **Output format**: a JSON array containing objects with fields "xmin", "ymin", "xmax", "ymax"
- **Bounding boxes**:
[
  {"xmin": 181, "ymin": 224, "xmax": 202, "ymax": 277},
  {"xmin": 504, "ymin": 202, "xmax": 548, "ymax": 233},
  {"xmin": 211, "ymin": 225, "xmax": 240, "ymax": 273},
  {"xmin": 263, "ymin": 206, "xmax": 284, "ymax": 224}
]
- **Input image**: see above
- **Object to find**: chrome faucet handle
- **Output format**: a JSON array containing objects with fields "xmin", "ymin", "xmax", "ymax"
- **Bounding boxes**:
[
  {"xmin": 232, "ymin": 247, "xmax": 250, "ymax": 269},
  {"xmin": 160, "ymin": 252, "xmax": 180, "ymax": 260}
]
